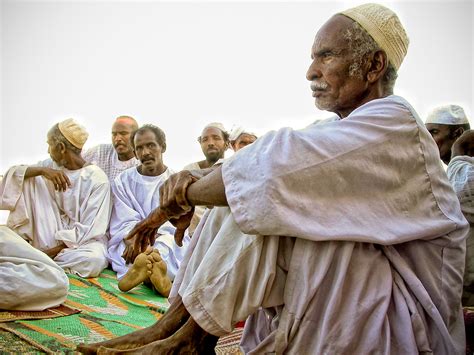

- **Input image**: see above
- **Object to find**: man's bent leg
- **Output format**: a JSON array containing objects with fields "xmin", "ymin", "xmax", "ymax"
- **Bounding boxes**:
[
  {"xmin": 77, "ymin": 297, "xmax": 190, "ymax": 354},
  {"xmin": 55, "ymin": 240, "xmax": 108, "ymax": 278},
  {"xmin": 177, "ymin": 207, "xmax": 292, "ymax": 336}
]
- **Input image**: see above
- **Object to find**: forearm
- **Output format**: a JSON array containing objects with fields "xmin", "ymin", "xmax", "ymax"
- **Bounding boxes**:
[
  {"xmin": 42, "ymin": 242, "xmax": 67, "ymax": 259},
  {"xmin": 24, "ymin": 166, "xmax": 44, "ymax": 179},
  {"xmin": 186, "ymin": 166, "xmax": 228, "ymax": 207}
]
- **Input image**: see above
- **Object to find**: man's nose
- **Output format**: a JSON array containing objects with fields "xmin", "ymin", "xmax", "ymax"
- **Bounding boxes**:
[{"xmin": 306, "ymin": 60, "xmax": 321, "ymax": 81}]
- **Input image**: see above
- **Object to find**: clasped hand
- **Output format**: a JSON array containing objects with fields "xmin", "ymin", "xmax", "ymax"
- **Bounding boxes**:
[{"xmin": 122, "ymin": 171, "xmax": 198, "ymax": 264}]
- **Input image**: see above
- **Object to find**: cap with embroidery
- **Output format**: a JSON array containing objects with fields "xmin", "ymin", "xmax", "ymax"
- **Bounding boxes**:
[
  {"xmin": 58, "ymin": 118, "xmax": 89, "ymax": 148},
  {"xmin": 425, "ymin": 105, "xmax": 469, "ymax": 125},
  {"xmin": 340, "ymin": 3, "xmax": 409, "ymax": 71}
]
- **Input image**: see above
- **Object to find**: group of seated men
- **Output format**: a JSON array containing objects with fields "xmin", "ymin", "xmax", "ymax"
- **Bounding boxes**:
[
  {"xmin": 0, "ymin": 2, "xmax": 473, "ymax": 353},
  {"xmin": 0, "ymin": 115, "xmax": 257, "ymax": 309}
]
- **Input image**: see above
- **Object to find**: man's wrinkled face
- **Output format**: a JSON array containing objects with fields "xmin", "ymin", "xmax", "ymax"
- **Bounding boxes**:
[
  {"xmin": 133, "ymin": 130, "xmax": 164, "ymax": 173},
  {"xmin": 232, "ymin": 133, "xmax": 257, "ymax": 152},
  {"xmin": 47, "ymin": 132, "xmax": 62, "ymax": 165},
  {"xmin": 112, "ymin": 121, "xmax": 135, "ymax": 156},
  {"xmin": 425, "ymin": 123, "xmax": 457, "ymax": 164},
  {"xmin": 306, "ymin": 15, "xmax": 369, "ymax": 117},
  {"xmin": 199, "ymin": 127, "xmax": 227, "ymax": 162}
]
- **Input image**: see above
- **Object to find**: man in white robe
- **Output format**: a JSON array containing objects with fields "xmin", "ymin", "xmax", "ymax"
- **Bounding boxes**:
[
  {"xmin": 425, "ymin": 105, "xmax": 471, "ymax": 166},
  {"xmin": 0, "ymin": 226, "xmax": 69, "ymax": 311},
  {"xmin": 447, "ymin": 129, "xmax": 474, "ymax": 305},
  {"xmin": 0, "ymin": 119, "xmax": 112, "ymax": 278},
  {"xmin": 78, "ymin": 4, "xmax": 468, "ymax": 354},
  {"xmin": 108, "ymin": 124, "xmax": 189, "ymax": 294},
  {"xmin": 82, "ymin": 115, "xmax": 139, "ymax": 182}
]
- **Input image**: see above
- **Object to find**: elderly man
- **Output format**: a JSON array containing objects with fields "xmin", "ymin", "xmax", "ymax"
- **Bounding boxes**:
[
  {"xmin": 447, "ymin": 130, "xmax": 474, "ymax": 306},
  {"xmin": 0, "ymin": 226, "xmax": 69, "ymax": 310},
  {"xmin": 425, "ymin": 105, "xmax": 470, "ymax": 165},
  {"xmin": 183, "ymin": 122, "xmax": 229, "ymax": 170},
  {"xmin": 82, "ymin": 115, "xmax": 139, "ymax": 182},
  {"xmin": 107, "ymin": 124, "xmax": 189, "ymax": 296},
  {"xmin": 79, "ymin": 3, "xmax": 467, "ymax": 354},
  {"xmin": 229, "ymin": 126, "xmax": 257, "ymax": 152},
  {"xmin": 0, "ymin": 119, "xmax": 112, "ymax": 278}
]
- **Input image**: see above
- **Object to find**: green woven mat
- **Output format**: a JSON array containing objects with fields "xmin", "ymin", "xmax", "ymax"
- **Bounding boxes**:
[{"xmin": 0, "ymin": 269, "xmax": 169, "ymax": 353}]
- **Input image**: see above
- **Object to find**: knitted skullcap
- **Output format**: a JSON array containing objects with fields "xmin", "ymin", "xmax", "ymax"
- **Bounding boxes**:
[
  {"xmin": 201, "ymin": 122, "xmax": 228, "ymax": 137},
  {"xmin": 425, "ymin": 105, "xmax": 469, "ymax": 125},
  {"xmin": 229, "ymin": 126, "xmax": 258, "ymax": 141},
  {"xmin": 340, "ymin": 3, "xmax": 409, "ymax": 70},
  {"xmin": 58, "ymin": 118, "xmax": 89, "ymax": 148}
]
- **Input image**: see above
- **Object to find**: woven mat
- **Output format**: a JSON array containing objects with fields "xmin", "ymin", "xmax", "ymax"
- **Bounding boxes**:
[
  {"xmin": 0, "ymin": 269, "xmax": 169, "ymax": 353},
  {"xmin": 0, "ymin": 304, "xmax": 80, "ymax": 323}
]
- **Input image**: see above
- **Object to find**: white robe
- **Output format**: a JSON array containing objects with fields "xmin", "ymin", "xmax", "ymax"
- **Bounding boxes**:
[
  {"xmin": 108, "ymin": 167, "xmax": 189, "ymax": 280},
  {"xmin": 0, "ymin": 226, "xmax": 69, "ymax": 310},
  {"xmin": 447, "ymin": 155, "xmax": 474, "ymax": 305},
  {"xmin": 0, "ymin": 160, "xmax": 112, "ymax": 278},
  {"xmin": 82, "ymin": 144, "xmax": 139, "ymax": 182},
  {"xmin": 171, "ymin": 95, "xmax": 468, "ymax": 354}
]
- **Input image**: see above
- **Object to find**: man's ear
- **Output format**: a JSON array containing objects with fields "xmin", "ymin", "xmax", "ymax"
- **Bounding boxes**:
[
  {"xmin": 58, "ymin": 141, "xmax": 67, "ymax": 154},
  {"xmin": 452, "ymin": 126, "xmax": 465, "ymax": 140},
  {"xmin": 366, "ymin": 50, "xmax": 388, "ymax": 84},
  {"xmin": 162, "ymin": 143, "xmax": 167, "ymax": 153}
]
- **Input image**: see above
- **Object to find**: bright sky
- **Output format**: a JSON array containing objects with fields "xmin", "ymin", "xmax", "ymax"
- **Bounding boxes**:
[{"xmin": 1, "ymin": 0, "xmax": 473, "ymax": 175}]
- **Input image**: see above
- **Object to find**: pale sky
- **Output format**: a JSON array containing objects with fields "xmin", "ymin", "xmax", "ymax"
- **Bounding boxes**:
[{"xmin": 1, "ymin": 0, "xmax": 473, "ymax": 175}]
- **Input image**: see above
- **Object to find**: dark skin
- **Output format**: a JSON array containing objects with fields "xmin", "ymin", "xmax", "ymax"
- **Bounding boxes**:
[
  {"xmin": 112, "ymin": 118, "xmax": 138, "ymax": 161},
  {"xmin": 77, "ymin": 14, "xmax": 390, "ymax": 354},
  {"xmin": 451, "ymin": 130, "xmax": 474, "ymax": 158},
  {"xmin": 426, "ymin": 123, "xmax": 466, "ymax": 164},
  {"xmin": 196, "ymin": 127, "xmax": 228, "ymax": 169},
  {"xmin": 24, "ymin": 128, "xmax": 87, "ymax": 258}
]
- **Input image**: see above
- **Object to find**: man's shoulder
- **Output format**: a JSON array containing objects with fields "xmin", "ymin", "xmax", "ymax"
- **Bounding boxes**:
[
  {"xmin": 83, "ymin": 144, "xmax": 114, "ymax": 157},
  {"xmin": 182, "ymin": 161, "xmax": 201, "ymax": 171},
  {"xmin": 81, "ymin": 164, "xmax": 110, "ymax": 185}
]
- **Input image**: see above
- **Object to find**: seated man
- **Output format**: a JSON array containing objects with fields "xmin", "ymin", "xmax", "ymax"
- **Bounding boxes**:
[
  {"xmin": 82, "ymin": 115, "xmax": 139, "ymax": 182},
  {"xmin": 229, "ymin": 126, "xmax": 258, "ymax": 152},
  {"xmin": 79, "ymin": 4, "xmax": 467, "ymax": 354},
  {"xmin": 0, "ymin": 226, "xmax": 69, "ymax": 310},
  {"xmin": 107, "ymin": 124, "xmax": 189, "ymax": 297},
  {"xmin": 183, "ymin": 122, "xmax": 230, "ymax": 234},
  {"xmin": 425, "ymin": 104, "xmax": 470, "ymax": 166},
  {"xmin": 447, "ymin": 130, "xmax": 474, "ymax": 305},
  {"xmin": 183, "ymin": 122, "xmax": 229, "ymax": 170},
  {"xmin": 0, "ymin": 119, "xmax": 112, "ymax": 278}
]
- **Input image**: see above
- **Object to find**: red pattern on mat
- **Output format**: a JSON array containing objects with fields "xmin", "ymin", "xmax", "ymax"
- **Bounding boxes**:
[{"xmin": 0, "ymin": 304, "xmax": 80, "ymax": 323}]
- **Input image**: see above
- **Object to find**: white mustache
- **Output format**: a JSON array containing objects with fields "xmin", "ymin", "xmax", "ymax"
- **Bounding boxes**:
[{"xmin": 310, "ymin": 81, "xmax": 329, "ymax": 91}]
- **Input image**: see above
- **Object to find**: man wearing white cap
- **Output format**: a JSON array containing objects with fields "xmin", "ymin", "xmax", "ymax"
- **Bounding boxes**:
[
  {"xmin": 425, "ymin": 104, "xmax": 471, "ymax": 165},
  {"xmin": 447, "ymin": 130, "xmax": 474, "ymax": 306},
  {"xmin": 79, "ymin": 4, "xmax": 467, "ymax": 354},
  {"xmin": 183, "ymin": 122, "xmax": 229, "ymax": 171},
  {"xmin": 229, "ymin": 126, "xmax": 258, "ymax": 152},
  {"xmin": 0, "ymin": 119, "xmax": 112, "ymax": 278},
  {"xmin": 182, "ymin": 122, "xmax": 230, "ymax": 234}
]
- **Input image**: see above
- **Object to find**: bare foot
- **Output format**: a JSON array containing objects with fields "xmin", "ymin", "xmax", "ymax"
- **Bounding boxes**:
[
  {"xmin": 76, "ymin": 298, "xmax": 190, "ymax": 354},
  {"xmin": 147, "ymin": 251, "xmax": 172, "ymax": 297},
  {"xmin": 118, "ymin": 248, "xmax": 153, "ymax": 292},
  {"xmin": 95, "ymin": 317, "xmax": 218, "ymax": 355}
]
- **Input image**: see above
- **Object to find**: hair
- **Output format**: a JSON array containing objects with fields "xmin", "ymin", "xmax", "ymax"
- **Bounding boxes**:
[
  {"xmin": 115, "ymin": 115, "xmax": 139, "ymax": 130},
  {"xmin": 130, "ymin": 124, "xmax": 166, "ymax": 150},
  {"xmin": 49, "ymin": 124, "xmax": 82, "ymax": 154},
  {"xmin": 197, "ymin": 129, "xmax": 230, "ymax": 143},
  {"xmin": 343, "ymin": 20, "xmax": 398, "ymax": 93}
]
